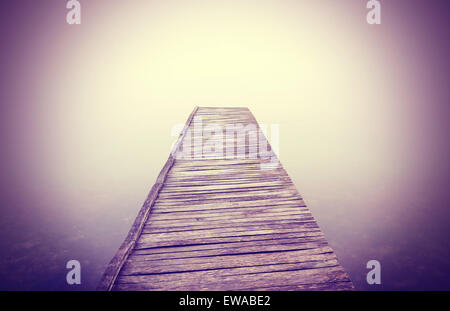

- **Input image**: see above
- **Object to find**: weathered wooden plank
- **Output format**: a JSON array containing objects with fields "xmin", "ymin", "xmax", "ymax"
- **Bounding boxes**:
[
  {"xmin": 143, "ymin": 215, "xmax": 317, "ymax": 230},
  {"xmin": 151, "ymin": 202, "xmax": 307, "ymax": 214},
  {"xmin": 139, "ymin": 225, "xmax": 320, "ymax": 244},
  {"xmin": 244, "ymin": 281, "xmax": 355, "ymax": 291},
  {"xmin": 114, "ymin": 265, "xmax": 351, "ymax": 291},
  {"xmin": 121, "ymin": 252, "xmax": 338, "ymax": 276},
  {"xmin": 152, "ymin": 194, "xmax": 304, "ymax": 207},
  {"xmin": 142, "ymin": 220, "xmax": 315, "ymax": 235},
  {"xmin": 153, "ymin": 197, "xmax": 305, "ymax": 209},
  {"xmin": 155, "ymin": 188, "xmax": 300, "ymax": 201},
  {"xmin": 149, "ymin": 194, "xmax": 304, "ymax": 206},
  {"xmin": 130, "ymin": 240, "xmax": 329, "ymax": 260},
  {"xmin": 147, "ymin": 208, "xmax": 311, "ymax": 222},
  {"xmin": 144, "ymin": 218, "xmax": 316, "ymax": 233},
  {"xmin": 133, "ymin": 236, "xmax": 328, "ymax": 254},
  {"xmin": 130, "ymin": 244, "xmax": 334, "ymax": 265},
  {"xmin": 135, "ymin": 231, "xmax": 324, "ymax": 249},
  {"xmin": 159, "ymin": 181, "xmax": 292, "ymax": 194}
]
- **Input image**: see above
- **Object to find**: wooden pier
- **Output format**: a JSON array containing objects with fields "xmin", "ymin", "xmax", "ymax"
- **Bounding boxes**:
[{"xmin": 98, "ymin": 107, "xmax": 354, "ymax": 291}]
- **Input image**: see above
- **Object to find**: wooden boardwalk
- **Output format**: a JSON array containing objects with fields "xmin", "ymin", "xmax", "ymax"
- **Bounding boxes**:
[{"xmin": 99, "ymin": 107, "xmax": 354, "ymax": 291}]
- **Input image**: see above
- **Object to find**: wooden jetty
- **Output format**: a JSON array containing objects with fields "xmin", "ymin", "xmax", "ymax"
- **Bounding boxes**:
[{"xmin": 98, "ymin": 107, "xmax": 354, "ymax": 291}]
